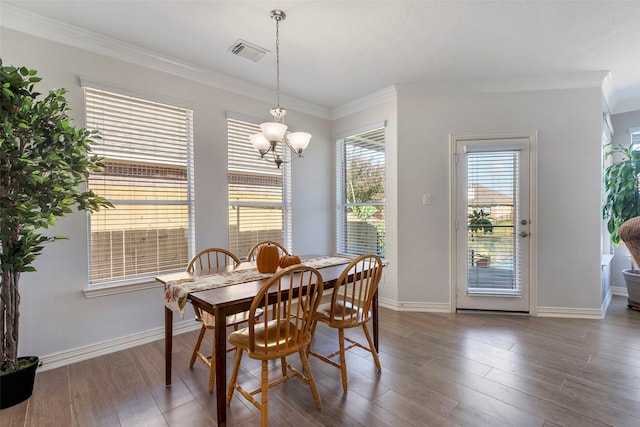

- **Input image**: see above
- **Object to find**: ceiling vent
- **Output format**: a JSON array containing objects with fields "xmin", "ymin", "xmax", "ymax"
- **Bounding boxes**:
[{"xmin": 228, "ymin": 39, "xmax": 269, "ymax": 62}]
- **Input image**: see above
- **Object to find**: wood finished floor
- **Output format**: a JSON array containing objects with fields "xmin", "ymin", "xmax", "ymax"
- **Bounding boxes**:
[{"xmin": 2, "ymin": 296, "xmax": 640, "ymax": 427}]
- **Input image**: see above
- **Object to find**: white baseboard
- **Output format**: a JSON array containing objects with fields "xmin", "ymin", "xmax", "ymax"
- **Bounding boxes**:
[
  {"xmin": 38, "ymin": 319, "xmax": 200, "ymax": 372},
  {"xmin": 610, "ymin": 285, "xmax": 628, "ymax": 297},
  {"xmin": 536, "ymin": 306, "xmax": 605, "ymax": 319},
  {"xmin": 381, "ymin": 295, "xmax": 611, "ymax": 318},
  {"xmin": 537, "ymin": 287, "xmax": 630, "ymax": 319},
  {"xmin": 379, "ymin": 296, "xmax": 451, "ymax": 312}
]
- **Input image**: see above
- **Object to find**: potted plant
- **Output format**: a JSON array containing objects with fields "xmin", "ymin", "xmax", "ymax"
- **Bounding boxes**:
[
  {"xmin": 474, "ymin": 248, "xmax": 492, "ymax": 268},
  {"xmin": 468, "ymin": 208, "xmax": 494, "ymax": 237},
  {"xmin": 0, "ymin": 60, "xmax": 111, "ymax": 408},
  {"xmin": 603, "ymin": 141, "xmax": 640, "ymax": 309}
]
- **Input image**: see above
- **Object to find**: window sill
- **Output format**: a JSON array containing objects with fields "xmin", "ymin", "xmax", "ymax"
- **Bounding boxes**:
[{"xmin": 83, "ymin": 279, "xmax": 162, "ymax": 298}]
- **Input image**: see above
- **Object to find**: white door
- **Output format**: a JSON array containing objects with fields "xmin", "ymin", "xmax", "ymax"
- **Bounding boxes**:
[{"xmin": 453, "ymin": 134, "xmax": 534, "ymax": 312}]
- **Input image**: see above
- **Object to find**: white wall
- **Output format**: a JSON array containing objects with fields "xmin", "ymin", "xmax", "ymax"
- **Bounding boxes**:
[
  {"xmin": 328, "ymin": 86, "xmax": 606, "ymax": 313},
  {"xmin": 2, "ymin": 28, "xmax": 332, "ymax": 359},
  {"xmin": 396, "ymin": 87, "xmax": 604, "ymax": 310}
]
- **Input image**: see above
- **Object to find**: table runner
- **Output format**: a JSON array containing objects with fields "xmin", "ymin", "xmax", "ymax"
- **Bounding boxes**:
[{"xmin": 164, "ymin": 256, "xmax": 353, "ymax": 316}]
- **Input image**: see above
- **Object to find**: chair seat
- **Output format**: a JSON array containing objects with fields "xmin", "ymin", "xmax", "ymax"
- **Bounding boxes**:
[
  {"xmin": 314, "ymin": 301, "xmax": 370, "ymax": 327},
  {"xmin": 228, "ymin": 320, "xmax": 311, "ymax": 358},
  {"xmin": 199, "ymin": 308, "xmax": 264, "ymax": 328}
]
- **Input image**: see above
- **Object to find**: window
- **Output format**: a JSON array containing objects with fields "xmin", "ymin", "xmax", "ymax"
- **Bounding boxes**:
[
  {"xmin": 336, "ymin": 125, "xmax": 386, "ymax": 257},
  {"xmin": 227, "ymin": 115, "xmax": 292, "ymax": 259},
  {"xmin": 85, "ymin": 86, "xmax": 194, "ymax": 285}
]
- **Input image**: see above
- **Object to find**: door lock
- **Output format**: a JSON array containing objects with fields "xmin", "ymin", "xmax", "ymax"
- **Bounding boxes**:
[
  {"xmin": 519, "ymin": 231, "xmax": 529, "ymax": 238},
  {"xmin": 521, "ymin": 219, "xmax": 528, "ymax": 225}
]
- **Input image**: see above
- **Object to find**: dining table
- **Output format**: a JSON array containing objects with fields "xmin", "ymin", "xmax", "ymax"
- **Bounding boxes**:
[{"xmin": 156, "ymin": 256, "xmax": 379, "ymax": 427}]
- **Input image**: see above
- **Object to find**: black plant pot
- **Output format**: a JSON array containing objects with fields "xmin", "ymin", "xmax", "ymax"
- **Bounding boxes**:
[{"xmin": 0, "ymin": 356, "xmax": 39, "ymax": 409}]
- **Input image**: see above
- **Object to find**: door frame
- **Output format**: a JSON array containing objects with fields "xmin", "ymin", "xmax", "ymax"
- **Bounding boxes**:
[{"xmin": 449, "ymin": 132, "xmax": 538, "ymax": 314}]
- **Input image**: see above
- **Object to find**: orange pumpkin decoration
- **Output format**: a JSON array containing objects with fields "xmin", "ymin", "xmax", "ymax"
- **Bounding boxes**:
[
  {"xmin": 279, "ymin": 254, "xmax": 301, "ymax": 268},
  {"xmin": 256, "ymin": 244, "xmax": 280, "ymax": 273}
]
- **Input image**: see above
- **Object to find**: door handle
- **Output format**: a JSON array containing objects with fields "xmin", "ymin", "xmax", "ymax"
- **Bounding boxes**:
[{"xmin": 519, "ymin": 231, "xmax": 529, "ymax": 238}]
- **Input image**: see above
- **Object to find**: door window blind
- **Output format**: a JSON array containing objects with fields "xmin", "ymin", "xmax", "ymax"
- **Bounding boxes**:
[
  {"xmin": 336, "ymin": 127, "xmax": 386, "ymax": 257},
  {"xmin": 85, "ymin": 87, "xmax": 195, "ymax": 285},
  {"xmin": 466, "ymin": 150, "xmax": 521, "ymax": 293},
  {"xmin": 227, "ymin": 117, "xmax": 291, "ymax": 259}
]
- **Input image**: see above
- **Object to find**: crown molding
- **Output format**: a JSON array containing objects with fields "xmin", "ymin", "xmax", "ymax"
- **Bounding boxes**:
[
  {"xmin": 600, "ymin": 71, "xmax": 616, "ymax": 113},
  {"xmin": 396, "ymin": 71, "xmax": 612, "ymax": 99},
  {"xmin": 330, "ymin": 86, "xmax": 398, "ymax": 120},
  {"xmin": 612, "ymin": 99, "xmax": 640, "ymax": 115},
  {"xmin": 1, "ymin": 4, "xmax": 331, "ymax": 120}
]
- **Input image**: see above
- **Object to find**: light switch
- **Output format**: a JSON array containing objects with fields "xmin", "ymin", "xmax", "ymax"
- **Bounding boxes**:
[{"xmin": 423, "ymin": 193, "xmax": 432, "ymax": 205}]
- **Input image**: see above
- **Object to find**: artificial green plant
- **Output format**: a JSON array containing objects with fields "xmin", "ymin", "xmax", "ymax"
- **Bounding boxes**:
[
  {"xmin": 0, "ymin": 60, "xmax": 111, "ymax": 372},
  {"xmin": 603, "ymin": 142, "xmax": 640, "ymax": 245}
]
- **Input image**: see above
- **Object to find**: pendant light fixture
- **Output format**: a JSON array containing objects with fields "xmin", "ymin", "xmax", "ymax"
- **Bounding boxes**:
[{"xmin": 250, "ymin": 9, "xmax": 311, "ymax": 168}]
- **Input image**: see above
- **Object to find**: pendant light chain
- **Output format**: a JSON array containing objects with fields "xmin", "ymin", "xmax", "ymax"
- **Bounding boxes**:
[{"xmin": 275, "ymin": 17, "xmax": 281, "ymax": 113}]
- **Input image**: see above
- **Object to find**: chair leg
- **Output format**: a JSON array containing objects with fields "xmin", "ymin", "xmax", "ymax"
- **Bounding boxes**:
[
  {"xmin": 280, "ymin": 357, "xmax": 287, "ymax": 378},
  {"xmin": 190, "ymin": 325, "xmax": 207, "ymax": 368},
  {"xmin": 261, "ymin": 360, "xmax": 269, "ymax": 427},
  {"xmin": 306, "ymin": 320, "xmax": 318, "ymax": 356},
  {"xmin": 362, "ymin": 323, "xmax": 382, "ymax": 371},
  {"xmin": 299, "ymin": 349, "xmax": 322, "ymax": 409},
  {"xmin": 226, "ymin": 348, "xmax": 243, "ymax": 405},
  {"xmin": 207, "ymin": 335, "xmax": 216, "ymax": 392},
  {"xmin": 338, "ymin": 328, "xmax": 348, "ymax": 392}
]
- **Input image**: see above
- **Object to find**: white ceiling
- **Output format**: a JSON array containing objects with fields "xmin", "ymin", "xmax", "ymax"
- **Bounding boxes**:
[{"xmin": 4, "ymin": 1, "xmax": 640, "ymax": 114}]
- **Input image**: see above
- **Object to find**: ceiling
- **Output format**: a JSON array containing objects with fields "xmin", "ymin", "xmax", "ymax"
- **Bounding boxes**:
[{"xmin": 4, "ymin": 1, "xmax": 640, "ymax": 114}]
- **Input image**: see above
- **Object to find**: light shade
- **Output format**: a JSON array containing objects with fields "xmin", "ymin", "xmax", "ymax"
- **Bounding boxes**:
[
  {"xmin": 287, "ymin": 132, "xmax": 311, "ymax": 152},
  {"xmin": 250, "ymin": 133, "xmax": 271, "ymax": 151},
  {"xmin": 260, "ymin": 122, "xmax": 288, "ymax": 142}
]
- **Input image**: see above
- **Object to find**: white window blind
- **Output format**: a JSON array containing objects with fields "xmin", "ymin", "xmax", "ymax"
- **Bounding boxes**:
[
  {"xmin": 632, "ymin": 130, "xmax": 640, "ymax": 150},
  {"xmin": 336, "ymin": 126, "xmax": 386, "ymax": 257},
  {"xmin": 227, "ymin": 117, "xmax": 291, "ymax": 259},
  {"xmin": 466, "ymin": 150, "xmax": 521, "ymax": 294},
  {"xmin": 85, "ymin": 87, "xmax": 195, "ymax": 285}
]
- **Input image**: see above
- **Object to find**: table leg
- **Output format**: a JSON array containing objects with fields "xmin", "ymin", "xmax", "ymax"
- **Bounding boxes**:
[
  {"xmin": 214, "ymin": 306, "xmax": 227, "ymax": 427},
  {"xmin": 165, "ymin": 306, "xmax": 173, "ymax": 386},
  {"xmin": 372, "ymin": 290, "xmax": 379, "ymax": 351}
]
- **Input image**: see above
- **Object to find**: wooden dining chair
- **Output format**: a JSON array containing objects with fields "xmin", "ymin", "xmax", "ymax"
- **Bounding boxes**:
[
  {"xmin": 246, "ymin": 240, "xmax": 289, "ymax": 261},
  {"xmin": 247, "ymin": 240, "xmax": 291, "ymax": 318},
  {"xmin": 307, "ymin": 253, "xmax": 383, "ymax": 392},
  {"xmin": 187, "ymin": 247, "xmax": 261, "ymax": 392},
  {"xmin": 226, "ymin": 264, "xmax": 324, "ymax": 427}
]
